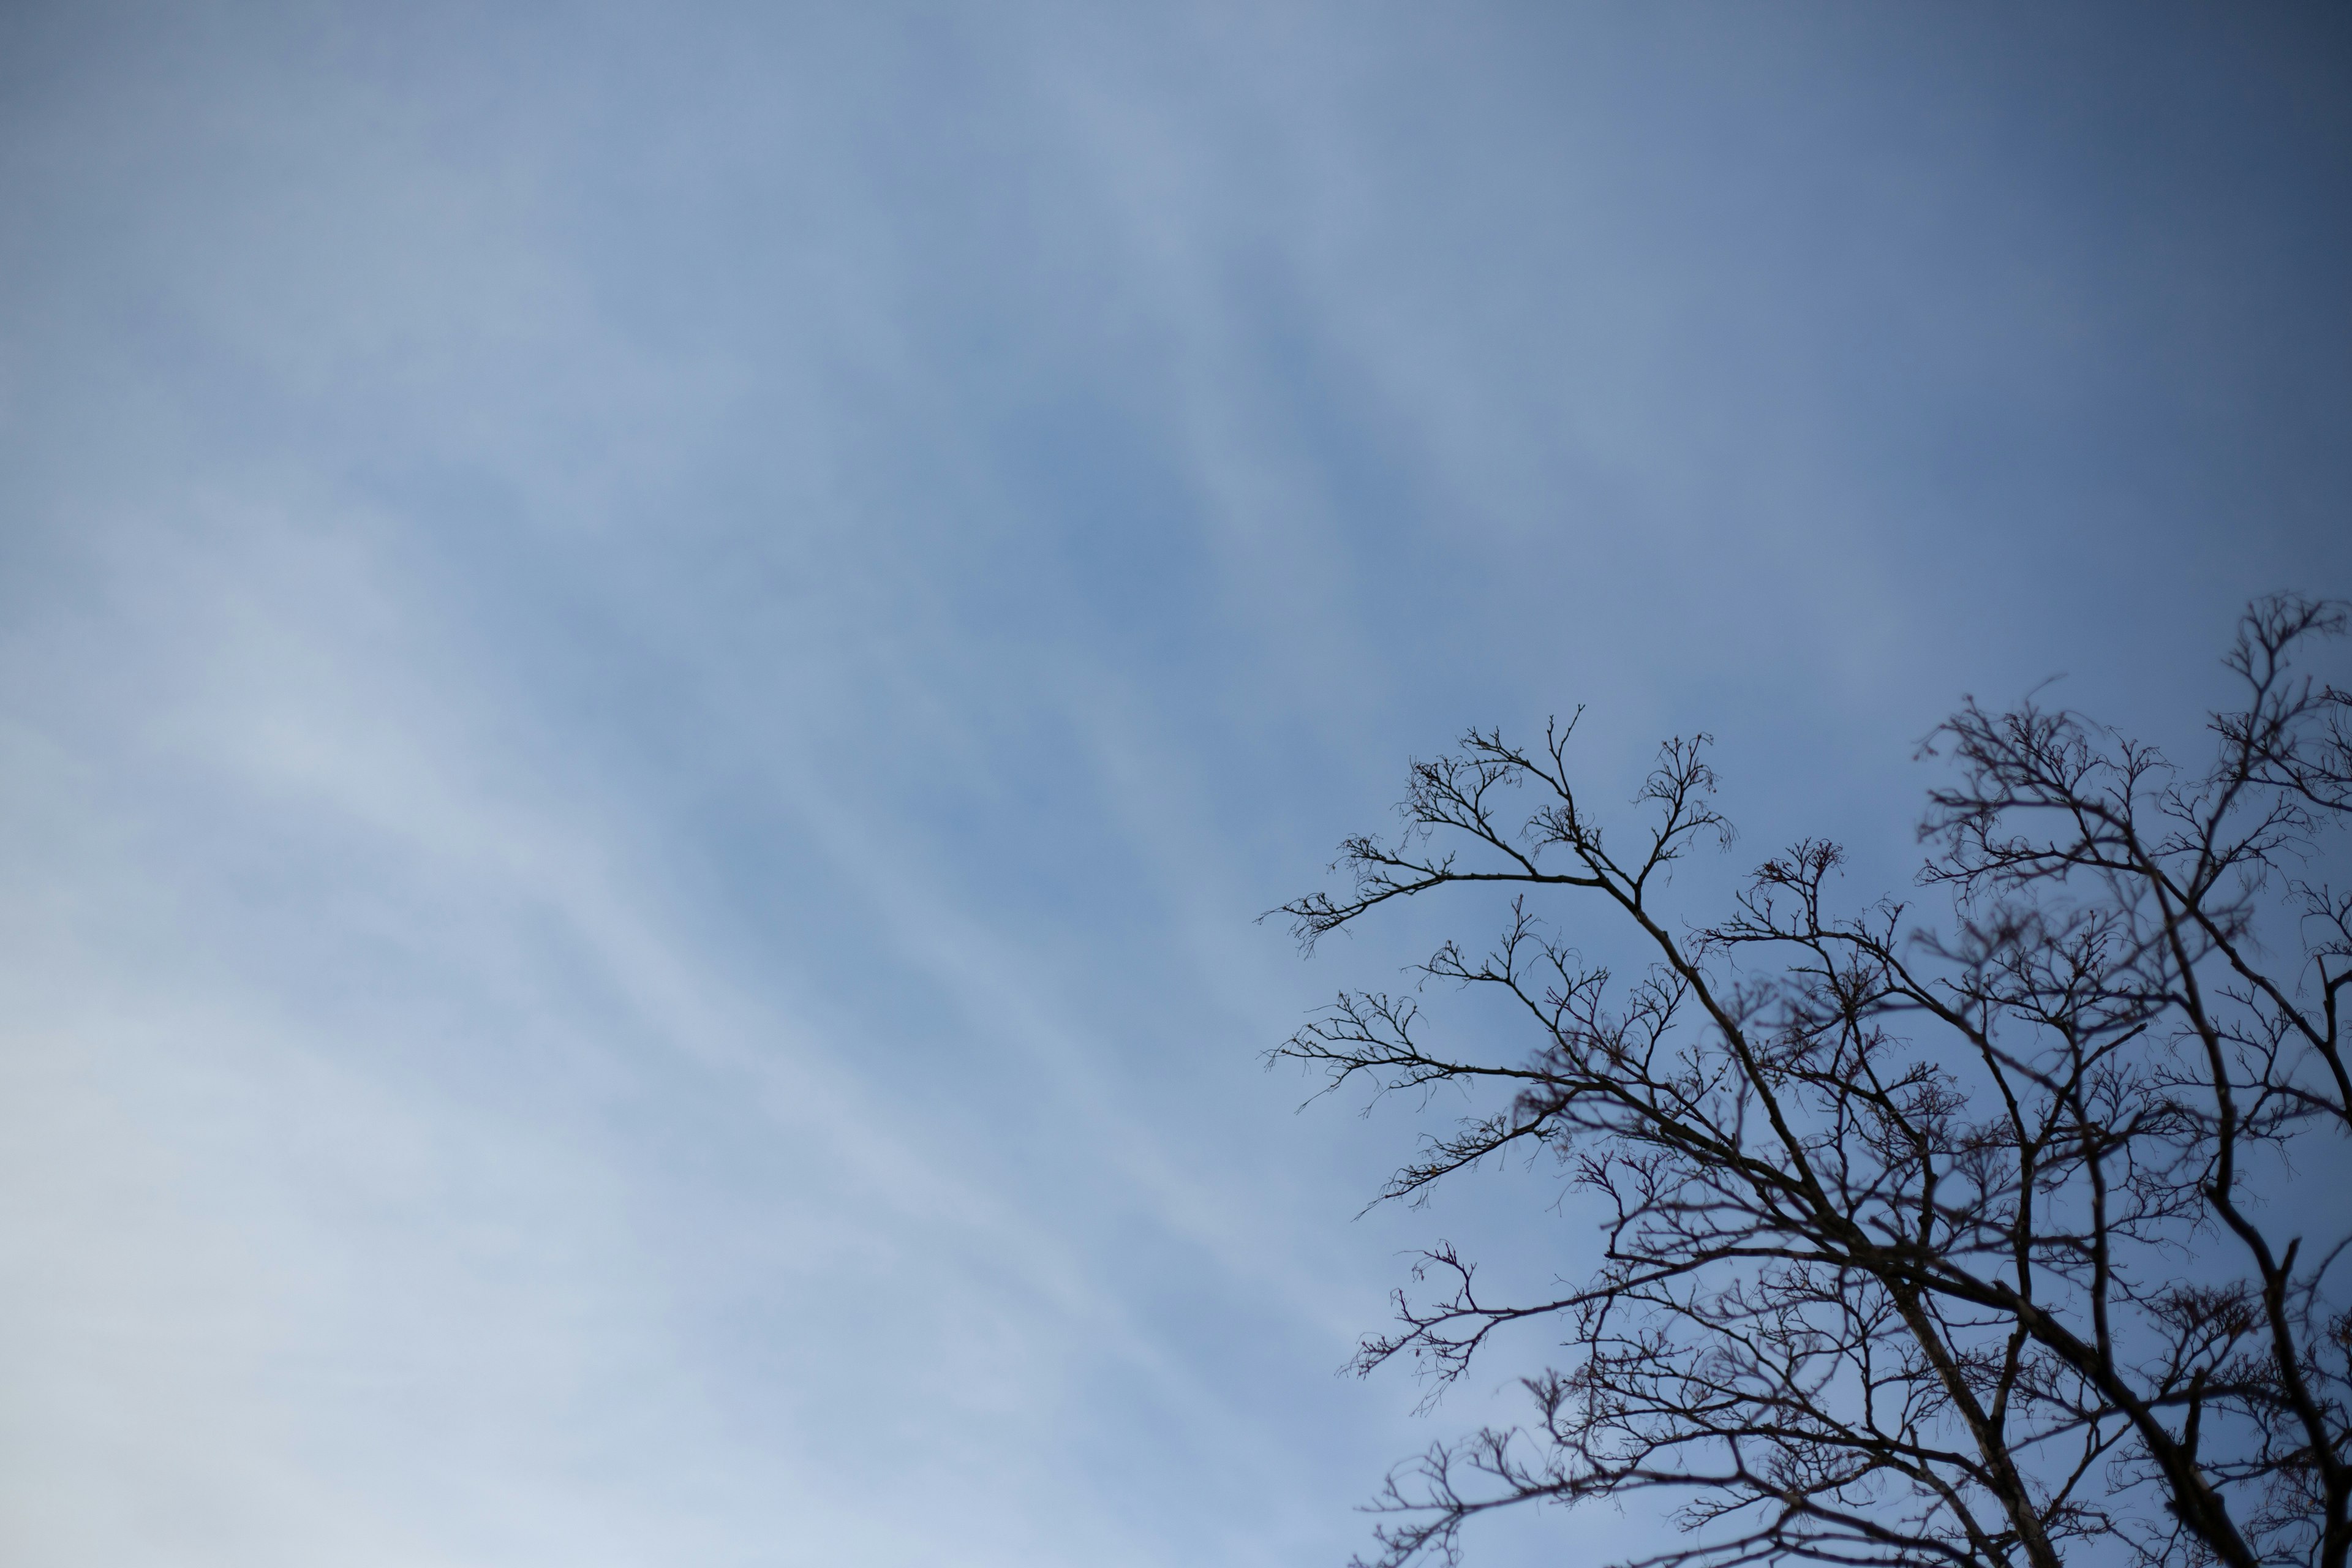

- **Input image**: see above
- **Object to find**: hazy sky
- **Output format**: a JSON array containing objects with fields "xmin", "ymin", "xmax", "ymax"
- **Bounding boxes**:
[{"xmin": 3, "ymin": 5, "xmax": 2349, "ymax": 1566}]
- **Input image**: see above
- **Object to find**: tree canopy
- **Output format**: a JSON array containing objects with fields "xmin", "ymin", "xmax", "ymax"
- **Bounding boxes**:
[{"xmin": 1281, "ymin": 598, "xmax": 2352, "ymax": 1568}]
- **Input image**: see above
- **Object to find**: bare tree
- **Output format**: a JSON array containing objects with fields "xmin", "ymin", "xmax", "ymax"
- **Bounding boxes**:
[{"xmin": 1278, "ymin": 598, "xmax": 2352, "ymax": 1568}]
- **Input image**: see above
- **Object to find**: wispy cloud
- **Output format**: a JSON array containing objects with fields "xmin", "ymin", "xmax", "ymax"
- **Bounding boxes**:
[{"xmin": 3, "ymin": 4, "xmax": 2347, "ymax": 1565}]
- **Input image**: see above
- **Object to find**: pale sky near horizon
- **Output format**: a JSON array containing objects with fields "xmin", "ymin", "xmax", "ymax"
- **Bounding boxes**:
[{"xmin": 3, "ymin": 5, "xmax": 2350, "ymax": 1566}]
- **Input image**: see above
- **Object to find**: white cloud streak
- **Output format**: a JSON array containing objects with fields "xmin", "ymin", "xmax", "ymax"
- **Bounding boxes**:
[{"xmin": 2, "ymin": 4, "xmax": 2346, "ymax": 1566}]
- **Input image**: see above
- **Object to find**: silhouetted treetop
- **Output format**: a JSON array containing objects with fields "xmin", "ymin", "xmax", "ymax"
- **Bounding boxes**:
[{"xmin": 1280, "ymin": 597, "xmax": 2352, "ymax": 1568}]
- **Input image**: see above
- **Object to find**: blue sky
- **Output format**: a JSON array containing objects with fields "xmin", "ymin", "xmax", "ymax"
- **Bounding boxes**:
[{"xmin": 2, "ymin": 5, "xmax": 2348, "ymax": 1565}]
